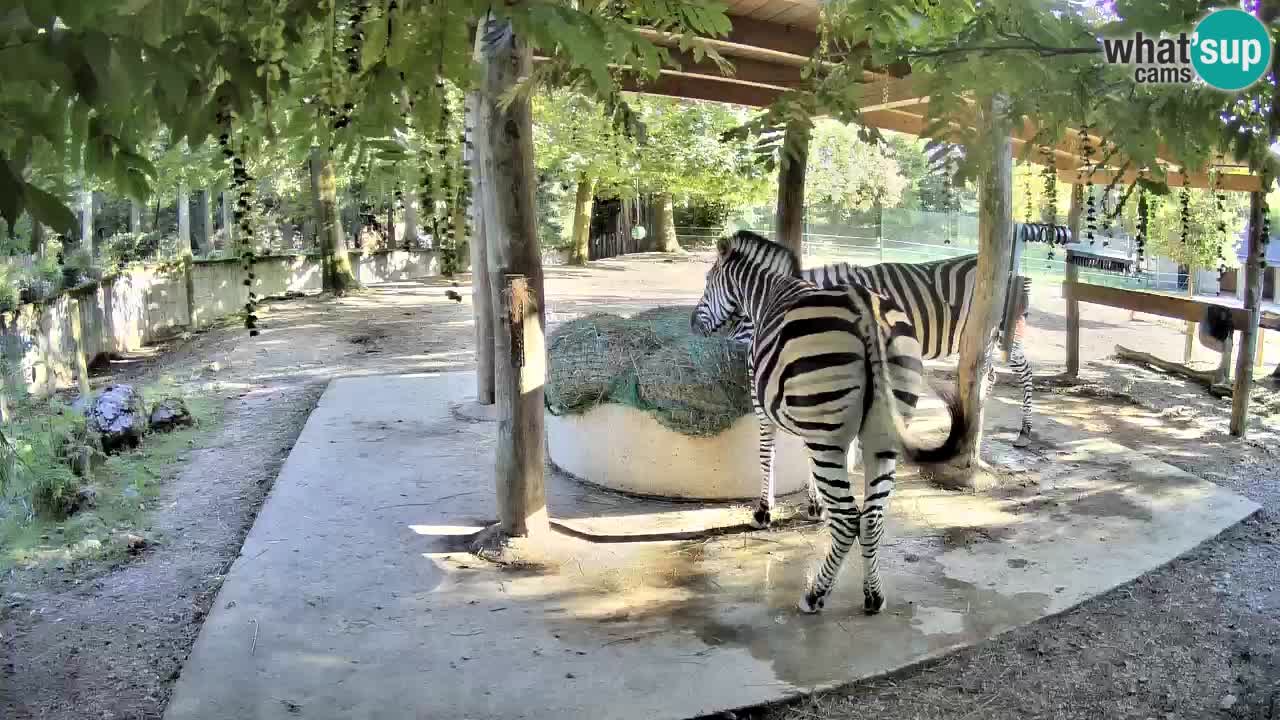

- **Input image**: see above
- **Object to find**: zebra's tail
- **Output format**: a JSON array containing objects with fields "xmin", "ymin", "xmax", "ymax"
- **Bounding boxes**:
[
  {"xmin": 861, "ymin": 291, "xmax": 968, "ymax": 465},
  {"xmin": 898, "ymin": 388, "xmax": 967, "ymax": 465}
]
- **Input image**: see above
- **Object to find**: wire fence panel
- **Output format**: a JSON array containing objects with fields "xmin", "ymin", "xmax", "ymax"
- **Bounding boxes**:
[{"xmin": 676, "ymin": 209, "xmax": 1220, "ymax": 299}]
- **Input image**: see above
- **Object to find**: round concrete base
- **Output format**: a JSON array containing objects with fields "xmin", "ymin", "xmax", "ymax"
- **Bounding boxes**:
[{"xmin": 545, "ymin": 404, "xmax": 809, "ymax": 501}]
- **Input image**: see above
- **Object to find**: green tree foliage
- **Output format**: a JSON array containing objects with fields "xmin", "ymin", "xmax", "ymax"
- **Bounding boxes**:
[
  {"xmin": 806, "ymin": 120, "xmax": 907, "ymax": 221},
  {"xmin": 631, "ymin": 97, "xmax": 770, "ymax": 208},
  {"xmin": 1145, "ymin": 186, "xmax": 1249, "ymax": 270},
  {"xmin": 533, "ymin": 90, "xmax": 641, "ymax": 200},
  {"xmin": 818, "ymin": 0, "xmax": 1278, "ymax": 192},
  {"xmin": 0, "ymin": 0, "xmax": 734, "ymax": 237},
  {"xmin": 532, "ymin": 92, "xmax": 770, "ymax": 248}
]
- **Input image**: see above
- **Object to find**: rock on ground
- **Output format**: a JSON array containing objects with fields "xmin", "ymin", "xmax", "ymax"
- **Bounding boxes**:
[
  {"xmin": 149, "ymin": 398, "xmax": 194, "ymax": 433},
  {"xmin": 81, "ymin": 385, "xmax": 148, "ymax": 453}
]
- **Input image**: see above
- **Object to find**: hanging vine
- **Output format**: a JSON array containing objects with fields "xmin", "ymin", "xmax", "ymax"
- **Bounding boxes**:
[
  {"xmin": 217, "ymin": 108, "xmax": 259, "ymax": 337},
  {"xmin": 1135, "ymin": 188, "xmax": 1149, "ymax": 273},
  {"xmin": 1022, "ymin": 160, "xmax": 1034, "ymax": 223},
  {"xmin": 1179, "ymin": 180, "xmax": 1191, "ymax": 247},
  {"xmin": 1212, "ymin": 160, "xmax": 1229, "ymax": 273},
  {"xmin": 1040, "ymin": 144, "xmax": 1057, "ymax": 225},
  {"xmin": 1081, "ymin": 126, "xmax": 1097, "ymax": 245},
  {"xmin": 1260, "ymin": 180, "xmax": 1271, "ymax": 271}
]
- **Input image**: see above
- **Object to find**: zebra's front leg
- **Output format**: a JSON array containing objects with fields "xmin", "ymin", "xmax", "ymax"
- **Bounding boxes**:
[
  {"xmin": 798, "ymin": 442, "xmax": 857, "ymax": 614},
  {"xmin": 859, "ymin": 444, "xmax": 897, "ymax": 615},
  {"xmin": 751, "ymin": 401, "xmax": 777, "ymax": 529},
  {"xmin": 1009, "ymin": 330, "xmax": 1034, "ymax": 448}
]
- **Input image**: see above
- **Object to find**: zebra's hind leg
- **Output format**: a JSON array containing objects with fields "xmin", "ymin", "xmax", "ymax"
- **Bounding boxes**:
[
  {"xmin": 858, "ymin": 444, "xmax": 897, "ymax": 615},
  {"xmin": 751, "ymin": 401, "xmax": 777, "ymax": 529},
  {"xmin": 798, "ymin": 442, "xmax": 857, "ymax": 614},
  {"xmin": 1009, "ymin": 332, "xmax": 1034, "ymax": 448}
]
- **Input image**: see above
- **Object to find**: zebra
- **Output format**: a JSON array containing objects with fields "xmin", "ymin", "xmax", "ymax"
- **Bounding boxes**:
[
  {"xmin": 692, "ymin": 230, "xmax": 966, "ymax": 614},
  {"xmin": 729, "ymin": 253, "xmax": 1033, "ymax": 525}
]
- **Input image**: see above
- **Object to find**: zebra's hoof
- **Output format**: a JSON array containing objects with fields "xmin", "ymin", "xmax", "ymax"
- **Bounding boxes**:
[
  {"xmin": 798, "ymin": 591, "xmax": 825, "ymax": 614},
  {"xmin": 806, "ymin": 500, "xmax": 822, "ymax": 521},
  {"xmin": 863, "ymin": 590, "xmax": 885, "ymax": 615},
  {"xmin": 1013, "ymin": 431, "xmax": 1032, "ymax": 448},
  {"xmin": 750, "ymin": 507, "xmax": 772, "ymax": 529}
]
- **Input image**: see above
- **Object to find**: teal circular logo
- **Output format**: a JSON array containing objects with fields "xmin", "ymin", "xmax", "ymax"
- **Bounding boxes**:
[{"xmin": 1192, "ymin": 9, "xmax": 1272, "ymax": 92}]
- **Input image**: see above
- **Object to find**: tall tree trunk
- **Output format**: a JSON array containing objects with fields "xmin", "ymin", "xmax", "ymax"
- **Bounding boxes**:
[
  {"xmin": 197, "ymin": 189, "xmax": 213, "ymax": 255},
  {"xmin": 128, "ymin": 200, "xmax": 141, "ymax": 235},
  {"xmin": 386, "ymin": 197, "xmax": 395, "ymax": 249},
  {"xmin": 309, "ymin": 147, "xmax": 360, "ymax": 295},
  {"xmin": 177, "ymin": 185, "xmax": 192, "ymax": 258},
  {"xmin": 30, "ymin": 221, "xmax": 45, "ymax": 255},
  {"xmin": 475, "ymin": 15, "xmax": 546, "ymax": 538},
  {"xmin": 80, "ymin": 185, "xmax": 94, "ymax": 256},
  {"xmin": 653, "ymin": 192, "xmax": 680, "ymax": 253},
  {"xmin": 346, "ymin": 191, "xmax": 363, "ymax": 251},
  {"xmin": 402, "ymin": 195, "xmax": 419, "ymax": 248},
  {"xmin": 220, "ymin": 190, "xmax": 234, "ymax": 252},
  {"xmin": 951, "ymin": 94, "xmax": 1014, "ymax": 480},
  {"xmin": 568, "ymin": 174, "xmax": 595, "ymax": 265},
  {"xmin": 774, "ymin": 119, "xmax": 810, "ymax": 265}
]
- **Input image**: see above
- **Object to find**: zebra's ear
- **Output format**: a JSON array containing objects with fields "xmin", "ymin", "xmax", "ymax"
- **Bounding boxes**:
[{"xmin": 716, "ymin": 236, "xmax": 731, "ymax": 257}]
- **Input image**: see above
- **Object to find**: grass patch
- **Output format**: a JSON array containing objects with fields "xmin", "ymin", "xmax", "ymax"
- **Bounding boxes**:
[{"xmin": 0, "ymin": 382, "xmax": 223, "ymax": 572}]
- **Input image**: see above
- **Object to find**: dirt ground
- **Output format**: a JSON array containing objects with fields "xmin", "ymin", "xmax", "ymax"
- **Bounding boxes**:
[{"xmin": 3, "ymin": 252, "xmax": 1280, "ymax": 719}]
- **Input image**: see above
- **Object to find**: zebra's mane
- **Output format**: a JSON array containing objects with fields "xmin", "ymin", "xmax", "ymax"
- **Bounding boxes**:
[{"xmin": 720, "ymin": 230, "xmax": 801, "ymax": 277}]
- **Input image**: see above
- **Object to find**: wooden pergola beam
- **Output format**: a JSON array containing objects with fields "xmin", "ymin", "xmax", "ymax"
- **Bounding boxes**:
[
  {"xmin": 662, "ymin": 46, "xmax": 805, "ymax": 88},
  {"xmin": 858, "ymin": 76, "xmax": 926, "ymax": 113},
  {"xmin": 620, "ymin": 72, "xmax": 784, "ymax": 107}
]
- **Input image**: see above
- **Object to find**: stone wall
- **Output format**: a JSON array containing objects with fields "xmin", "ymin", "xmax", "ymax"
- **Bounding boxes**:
[{"xmin": 1, "ymin": 250, "xmax": 438, "ymax": 395}]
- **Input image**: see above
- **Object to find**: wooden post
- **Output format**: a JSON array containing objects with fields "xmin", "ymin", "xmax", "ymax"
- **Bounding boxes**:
[
  {"xmin": 1231, "ymin": 189, "xmax": 1267, "ymax": 437},
  {"xmin": 953, "ymin": 94, "xmax": 1014, "ymax": 473},
  {"xmin": 774, "ymin": 119, "xmax": 810, "ymax": 265},
  {"xmin": 1064, "ymin": 184, "xmax": 1084, "ymax": 378},
  {"xmin": 475, "ymin": 15, "xmax": 547, "ymax": 537},
  {"xmin": 466, "ymin": 91, "xmax": 495, "ymax": 406}
]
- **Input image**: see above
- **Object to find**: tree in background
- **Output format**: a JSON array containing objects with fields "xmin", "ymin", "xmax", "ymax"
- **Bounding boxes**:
[
  {"xmin": 1145, "ymin": 186, "xmax": 1249, "ymax": 273},
  {"xmin": 805, "ymin": 120, "xmax": 906, "ymax": 223},
  {"xmin": 631, "ymin": 97, "xmax": 770, "ymax": 252},
  {"xmin": 533, "ymin": 91, "xmax": 640, "ymax": 264}
]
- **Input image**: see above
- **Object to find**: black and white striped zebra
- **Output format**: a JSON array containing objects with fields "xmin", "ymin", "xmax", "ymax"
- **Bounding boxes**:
[
  {"xmin": 693, "ymin": 231, "xmax": 966, "ymax": 614},
  {"xmin": 730, "ymin": 254, "xmax": 1034, "ymax": 523}
]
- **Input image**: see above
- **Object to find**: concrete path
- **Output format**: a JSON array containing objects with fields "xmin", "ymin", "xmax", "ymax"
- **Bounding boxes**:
[{"xmin": 164, "ymin": 373, "xmax": 1258, "ymax": 720}]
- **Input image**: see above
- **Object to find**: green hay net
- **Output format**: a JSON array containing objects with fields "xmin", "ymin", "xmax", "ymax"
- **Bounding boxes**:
[{"xmin": 545, "ymin": 305, "xmax": 752, "ymax": 437}]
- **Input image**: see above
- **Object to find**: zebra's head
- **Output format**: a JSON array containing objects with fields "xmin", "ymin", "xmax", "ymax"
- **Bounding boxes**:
[{"xmin": 691, "ymin": 230, "xmax": 799, "ymax": 337}]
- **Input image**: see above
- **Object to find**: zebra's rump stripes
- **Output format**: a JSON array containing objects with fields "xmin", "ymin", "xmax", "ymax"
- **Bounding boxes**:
[{"xmin": 692, "ymin": 230, "xmax": 966, "ymax": 614}]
